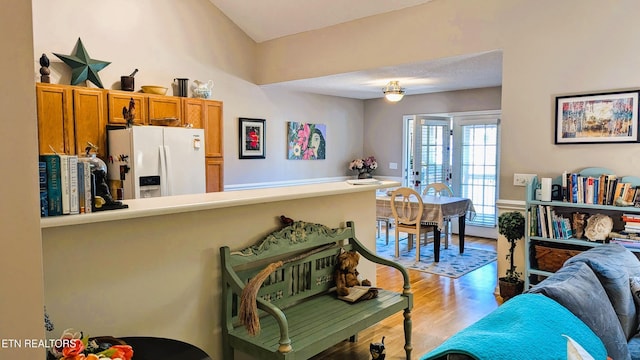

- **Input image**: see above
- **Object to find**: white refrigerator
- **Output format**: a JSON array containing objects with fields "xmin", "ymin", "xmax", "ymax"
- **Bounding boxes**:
[{"xmin": 108, "ymin": 126, "xmax": 206, "ymax": 199}]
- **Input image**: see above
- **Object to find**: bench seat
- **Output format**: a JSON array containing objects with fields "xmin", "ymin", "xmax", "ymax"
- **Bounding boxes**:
[{"xmin": 221, "ymin": 220, "xmax": 413, "ymax": 360}]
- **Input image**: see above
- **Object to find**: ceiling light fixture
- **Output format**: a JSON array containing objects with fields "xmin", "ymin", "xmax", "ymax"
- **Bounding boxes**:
[{"xmin": 383, "ymin": 81, "xmax": 405, "ymax": 102}]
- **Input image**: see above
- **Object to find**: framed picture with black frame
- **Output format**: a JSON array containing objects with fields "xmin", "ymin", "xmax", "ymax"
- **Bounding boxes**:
[
  {"xmin": 555, "ymin": 90, "xmax": 640, "ymax": 144},
  {"xmin": 239, "ymin": 117, "xmax": 266, "ymax": 159}
]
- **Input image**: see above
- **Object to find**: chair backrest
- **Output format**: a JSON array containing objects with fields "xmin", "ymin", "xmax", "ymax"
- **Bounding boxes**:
[
  {"xmin": 390, "ymin": 187, "xmax": 424, "ymax": 226},
  {"xmin": 422, "ymin": 182, "xmax": 453, "ymax": 197}
]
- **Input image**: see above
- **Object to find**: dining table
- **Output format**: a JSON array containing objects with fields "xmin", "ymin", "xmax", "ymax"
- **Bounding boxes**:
[{"xmin": 376, "ymin": 191, "xmax": 476, "ymax": 262}]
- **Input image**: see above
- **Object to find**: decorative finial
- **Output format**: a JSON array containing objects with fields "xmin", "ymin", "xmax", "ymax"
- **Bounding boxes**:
[{"xmin": 39, "ymin": 54, "xmax": 50, "ymax": 83}]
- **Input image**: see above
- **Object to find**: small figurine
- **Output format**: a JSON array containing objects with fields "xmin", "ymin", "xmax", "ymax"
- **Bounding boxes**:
[
  {"xmin": 39, "ymin": 53, "xmax": 50, "ymax": 83},
  {"xmin": 122, "ymin": 97, "xmax": 135, "ymax": 127},
  {"xmin": 370, "ymin": 336, "xmax": 385, "ymax": 359}
]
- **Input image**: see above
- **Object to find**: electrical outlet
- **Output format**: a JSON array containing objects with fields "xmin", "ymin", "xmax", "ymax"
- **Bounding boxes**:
[
  {"xmin": 513, "ymin": 173, "xmax": 537, "ymax": 187},
  {"xmin": 389, "ymin": 162, "xmax": 398, "ymax": 170}
]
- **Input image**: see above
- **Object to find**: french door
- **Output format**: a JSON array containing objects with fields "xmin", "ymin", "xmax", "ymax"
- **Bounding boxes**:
[{"xmin": 403, "ymin": 111, "xmax": 501, "ymax": 238}]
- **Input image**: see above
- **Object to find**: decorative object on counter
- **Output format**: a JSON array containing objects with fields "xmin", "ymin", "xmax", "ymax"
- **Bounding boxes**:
[
  {"xmin": 192, "ymin": 79, "xmax": 213, "ymax": 98},
  {"xmin": 120, "ymin": 68, "xmax": 138, "ymax": 91},
  {"xmin": 287, "ymin": 122, "xmax": 326, "ymax": 160},
  {"xmin": 279, "ymin": 215, "xmax": 294, "ymax": 227},
  {"xmin": 497, "ymin": 211, "xmax": 525, "ymax": 301},
  {"xmin": 53, "ymin": 37, "xmax": 111, "ymax": 88},
  {"xmin": 47, "ymin": 328, "xmax": 133, "ymax": 360},
  {"xmin": 239, "ymin": 117, "xmax": 266, "ymax": 159},
  {"xmin": 349, "ymin": 156, "xmax": 378, "ymax": 179},
  {"xmin": 122, "ymin": 97, "xmax": 135, "ymax": 127},
  {"xmin": 370, "ymin": 336, "xmax": 386, "ymax": 360},
  {"xmin": 141, "ymin": 85, "xmax": 168, "ymax": 95},
  {"xmin": 572, "ymin": 212, "xmax": 587, "ymax": 239},
  {"xmin": 39, "ymin": 53, "xmax": 50, "ymax": 83},
  {"xmin": 82, "ymin": 142, "xmax": 128, "ymax": 212},
  {"xmin": 584, "ymin": 213, "xmax": 613, "ymax": 241},
  {"xmin": 174, "ymin": 77, "xmax": 189, "ymax": 97}
]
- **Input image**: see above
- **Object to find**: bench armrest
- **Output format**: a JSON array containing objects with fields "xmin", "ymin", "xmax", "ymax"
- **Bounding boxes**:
[
  {"xmin": 221, "ymin": 247, "xmax": 293, "ymax": 353},
  {"xmin": 350, "ymin": 237, "xmax": 411, "ymax": 296}
]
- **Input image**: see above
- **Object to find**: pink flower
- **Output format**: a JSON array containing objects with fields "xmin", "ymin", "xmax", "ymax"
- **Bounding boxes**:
[{"xmin": 297, "ymin": 123, "xmax": 310, "ymax": 150}]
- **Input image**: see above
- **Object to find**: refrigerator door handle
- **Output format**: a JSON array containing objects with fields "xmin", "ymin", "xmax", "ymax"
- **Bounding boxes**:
[
  {"xmin": 164, "ymin": 145, "xmax": 173, "ymax": 196},
  {"xmin": 159, "ymin": 145, "xmax": 169, "ymax": 196}
]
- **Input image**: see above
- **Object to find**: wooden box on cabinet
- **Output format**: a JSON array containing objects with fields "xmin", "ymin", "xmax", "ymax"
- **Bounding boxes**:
[
  {"xmin": 206, "ymin": 157, "xmax": 223, "ymax": 192},
  {"xmin": 107, "ymin": 91, "xmax": 148, "ymax": 126}
]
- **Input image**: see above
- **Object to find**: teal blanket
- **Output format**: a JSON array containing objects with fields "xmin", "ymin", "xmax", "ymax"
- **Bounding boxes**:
[{"xmin": 420, "ymin": 294, "xmax": 607, "ymax": 360}]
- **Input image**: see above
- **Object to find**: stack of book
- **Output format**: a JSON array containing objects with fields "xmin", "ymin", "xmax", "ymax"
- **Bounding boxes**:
[
  {"xmin": 609, "ymin": 214, "xmax": 640, "ymax": 249},
  {"xmin": 39, "ymin": 154, "xmax": 93, "ymax": 217}
]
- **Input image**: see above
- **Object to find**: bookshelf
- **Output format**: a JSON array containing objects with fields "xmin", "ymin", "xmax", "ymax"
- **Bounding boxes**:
[{"xmin": 524, "ymin": 168, "xmax": 640, "ymax": 288}]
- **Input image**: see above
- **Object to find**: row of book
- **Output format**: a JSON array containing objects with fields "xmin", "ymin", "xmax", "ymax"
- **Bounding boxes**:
[
  {"xmin": 529, "ymin": 204, "xmax": 574, "ymax": 240},
  {"xmin": 562, "ymin": 172, "xmax": 639, "ymax": 206},
  {"xmin": 40, "ymin": 154, "xmax": 93, "ymax": 217}
]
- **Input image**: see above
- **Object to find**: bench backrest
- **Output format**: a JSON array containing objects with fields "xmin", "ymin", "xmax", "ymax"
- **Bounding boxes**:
[{"xmin": 221, "ymin": 221, "xmax": 358, "ymax": 322}]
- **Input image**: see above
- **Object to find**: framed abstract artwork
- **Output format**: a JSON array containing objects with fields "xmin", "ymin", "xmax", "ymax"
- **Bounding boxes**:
[
  {"xmin": 239, "ymin": 118, "xmax": 266, "ymax": 159},
  {"xmin": 555, "ymin": 90, "xmax": 640, "ymax": 144},
  {"xmin": 287, "ymin": 122, "xmax": 326, "ymax": 160}
]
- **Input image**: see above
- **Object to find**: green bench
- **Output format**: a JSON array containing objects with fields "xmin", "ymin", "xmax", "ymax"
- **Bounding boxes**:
[{"xmin": 220, "ymin": 220, "xmax": 413, "ymax": 359}]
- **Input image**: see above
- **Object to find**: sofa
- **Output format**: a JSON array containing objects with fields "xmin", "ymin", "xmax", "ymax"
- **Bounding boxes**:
[{"xmin": 421, "ymin": 244, "xmax": 640, "ymax": 360}]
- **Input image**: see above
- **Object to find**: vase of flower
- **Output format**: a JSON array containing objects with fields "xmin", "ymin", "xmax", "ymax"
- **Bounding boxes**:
[{"xmin": 349, "ymin": 156, "xmax": 378, "ymax": 179}]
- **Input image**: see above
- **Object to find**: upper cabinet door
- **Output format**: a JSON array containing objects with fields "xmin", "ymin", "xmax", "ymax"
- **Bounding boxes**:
[
  {"xmin": 108, "ymin": 91, "xmax": 148, "ymax": 126},
  {"xmin": 204, "ymin": 100, "xmax": 223, "ymax": 158},
  {"xmin": 36, "ymin": 83, "xmax": 74, "ymax": 155},
  {"xmin": 73, "ymin": 88, "xmax": 108, "ymax": 159},
  {"xmin": 182, "ymin": 98, "xmax": 204, "ymax": 129},
  {"xmin": 148, "ymin": 95, "xmax": 182, "ymax": 125}
]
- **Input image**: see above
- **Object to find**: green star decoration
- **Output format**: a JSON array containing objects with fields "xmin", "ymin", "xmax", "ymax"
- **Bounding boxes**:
[{"xmin": 53, "ymin": 38, "xmax": 111, "ymax": 88}]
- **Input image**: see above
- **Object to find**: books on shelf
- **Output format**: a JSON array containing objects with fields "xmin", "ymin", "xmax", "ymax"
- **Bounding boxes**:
[
  {"xmin": 530, "ymin": 205, "xmax": 573, "ymax": 240},
  {"xmin": 39, "ymin": 154, "xmax": 94, "ymax": 217},
  {"xmin": 560, "ymin": 171, "xmax": 638, "ymax": 206}
]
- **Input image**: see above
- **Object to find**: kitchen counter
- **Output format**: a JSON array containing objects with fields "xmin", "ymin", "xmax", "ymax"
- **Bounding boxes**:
[{"xmin": 40, "ymin": 180, "xmax": 400, "ymax": 228}]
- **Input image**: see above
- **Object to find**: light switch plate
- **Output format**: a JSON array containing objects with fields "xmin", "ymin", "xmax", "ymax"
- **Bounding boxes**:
[{"xmin": 513, "ymin": 173, "xmax": 536, "ymax": 186}]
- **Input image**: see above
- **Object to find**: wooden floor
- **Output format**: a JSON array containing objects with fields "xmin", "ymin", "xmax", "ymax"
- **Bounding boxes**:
[{"xmin": 311, "ymin": 235, "xmax": 500, "ymax": 360}]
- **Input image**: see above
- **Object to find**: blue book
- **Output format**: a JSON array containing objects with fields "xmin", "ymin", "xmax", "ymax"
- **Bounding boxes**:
[
  {"xmin": 39, "ymin": 162, "xmax": 48, "ymax": 217},
  {"xmin": 40, "ymin": 154, "xmax": 62, "ymax": 216}
]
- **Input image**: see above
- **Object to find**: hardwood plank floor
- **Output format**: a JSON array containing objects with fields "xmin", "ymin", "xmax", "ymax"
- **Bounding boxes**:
[{"xmin": 311, "ymin": 235, "xmax": 500, "ymax": 360}]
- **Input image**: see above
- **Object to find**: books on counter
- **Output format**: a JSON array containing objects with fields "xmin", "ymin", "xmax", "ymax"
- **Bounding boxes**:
[{"xmin": 39, "ymin": 154, "xmax": 93, "ymax": 217}]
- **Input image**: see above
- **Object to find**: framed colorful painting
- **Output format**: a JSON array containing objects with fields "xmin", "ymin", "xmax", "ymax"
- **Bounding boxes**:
[
  {"xmin": 555, "ymin": 90, "xmax": 640, "ymax": 144},
  {"xmin": 287, "ymin": 122, "xmax": 326, "ymax": 160},
  {"xmin": 239, "ymin": 118, "xmax": 266, "ymax": 159}
]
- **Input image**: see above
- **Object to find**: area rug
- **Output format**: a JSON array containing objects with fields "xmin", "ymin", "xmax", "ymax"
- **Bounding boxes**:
[{"xmin": 375, "ymin": 234, "xmax": 496, "ymax": 278}]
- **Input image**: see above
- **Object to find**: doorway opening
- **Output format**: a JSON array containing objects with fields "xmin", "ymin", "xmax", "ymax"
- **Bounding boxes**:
[{"xmin": 403, "ymin": 111, "xmax": 501, "ymax": 238}]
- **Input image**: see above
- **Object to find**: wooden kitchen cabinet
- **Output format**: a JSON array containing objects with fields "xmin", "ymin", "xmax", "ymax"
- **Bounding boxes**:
[
  {"xmin": 204, "ymin": 100, "xmax": 223, "ymax": 158},
  {"xmin": 72, "ymin": 88, "xmax": 108, "ymax": 159},
  {"xmin": 182, "ymin": 98, "xmax": 204, "ymax": 128},
  {"xmin": 107, "ymin": 91, "xmax": 148, "ymax": 126},
  {"xmin": 148, "ymin": 94, "xmax": 182, "ymax": 124},
  {"xmin": 206, "ymin": 157, "xmax": 224, "ymax": 192},
  {"xmin": 36, "ymin": 83, "xmax": 107, "ymax": 158},
  {"xmin": 36, "ymin": 83, "xmax": 74, "ymax": 155}
]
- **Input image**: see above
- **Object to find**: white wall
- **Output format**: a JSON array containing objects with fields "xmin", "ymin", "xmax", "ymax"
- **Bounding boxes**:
[
  {"xmin": 31, "ymin": 0, "xmax": 366, "ymax": 187},
  {"xmin": 0, "ymin": 1, "xmax": 46, "ymax": 359},
  {"xmin": 257, "ymin": 0, "xmax": 640, "ymax": 201}
]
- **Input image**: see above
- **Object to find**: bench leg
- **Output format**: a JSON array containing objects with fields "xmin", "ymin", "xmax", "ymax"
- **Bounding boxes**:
[
  {"xmin": 404, "ymin": 308, "xmax": 413, "ymax": 360},
  {"xmin": 349, "ymin": 334, "xmax": 358, "ymax": 342}
]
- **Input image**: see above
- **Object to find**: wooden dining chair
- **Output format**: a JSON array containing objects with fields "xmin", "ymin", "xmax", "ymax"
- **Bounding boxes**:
[
  {"xmin": 390, "ymin": 187, "xmax": 434, "ymax": 262},
  {"xmin": 422, "ymin": 182, "xmax": 454, "ymax": 249}
]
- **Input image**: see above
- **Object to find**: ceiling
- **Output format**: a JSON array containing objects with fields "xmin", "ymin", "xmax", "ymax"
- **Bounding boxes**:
[{"xmin": 209, "ymin": 0, "xmax": 503, "ymax": 100}]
